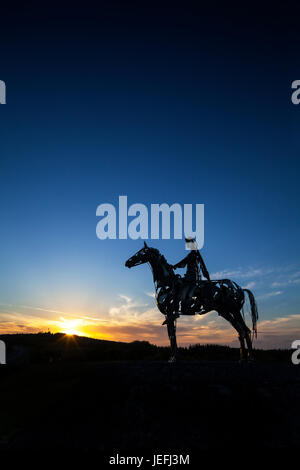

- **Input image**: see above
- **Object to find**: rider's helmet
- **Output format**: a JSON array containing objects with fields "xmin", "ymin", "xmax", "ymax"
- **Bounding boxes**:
[{"xmin": 185, "ymin": 237, "xmax": 198, "ymax": 251}]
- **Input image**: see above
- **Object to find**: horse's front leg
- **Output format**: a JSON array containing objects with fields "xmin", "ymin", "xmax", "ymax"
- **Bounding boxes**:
[{"xmin": 165, "ymin": 314, "xmax": 178, "ymax": 363}]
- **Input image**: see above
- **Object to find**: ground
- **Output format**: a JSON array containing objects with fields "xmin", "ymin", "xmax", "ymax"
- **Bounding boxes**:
[{"xmin": 1, "ymin": 359, "xmax": 300, "ymax": 451}]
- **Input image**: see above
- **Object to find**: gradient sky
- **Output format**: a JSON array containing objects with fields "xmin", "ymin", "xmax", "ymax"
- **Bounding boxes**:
[{"xmin": 0, "ymin": 2, "xmax": 299, "ymax": 348}]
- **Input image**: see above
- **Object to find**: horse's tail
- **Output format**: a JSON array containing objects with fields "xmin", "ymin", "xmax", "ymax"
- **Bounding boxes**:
[{"xmin": 243, "ymin": 289, "xmax": 258, "ymax": 339}]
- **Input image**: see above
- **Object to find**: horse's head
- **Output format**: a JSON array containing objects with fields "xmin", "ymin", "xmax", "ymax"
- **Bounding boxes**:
[
  {"xmin": 125, "ymin": 242, "xmax": 175, "ymax": 286},
  {"xmin": 125, "ymin": 241, "xmax": 153, "ymax": 268}
]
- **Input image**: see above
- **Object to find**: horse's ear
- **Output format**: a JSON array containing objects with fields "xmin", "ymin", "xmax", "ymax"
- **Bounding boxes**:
[{"xmin": 144, "ymin": 241, "xmax": 148, "ymax": 248}]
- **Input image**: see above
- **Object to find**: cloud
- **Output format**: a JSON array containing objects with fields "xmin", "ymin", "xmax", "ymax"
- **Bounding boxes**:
[
  {"xmin": 258, "ymin": 313, "xmax": 300, "ymax": 328},
  {"xmin": 211, "ymin": 265, "xmax": 300, "ymax": 294},
  {"xmin": 90, "ymin": 314, "xmax": 237, "ymax": 346},
  {"xmin": 250, "ymin": 313, "xmax": 300, "ymax": 349},
  {"xmin": 0, "ymin": 307, "xmax": 110, "ymax": 337},
  {"xmin": 271, "ymin": 278, "xmax": 300, "ymax": 288},
  {"xmin": 0, "ymin": 320, "xmax": 41, "ymax": 335},
  {"xmin": 118, "ymin": 294, "xmax": 132, "ymax": 303},
  {"xmin": 0, "ymin": 302, "xmax": 97, "ymax": 319},
  {"xmin": 1, "ymin": 296, "xmax": 300, "ymax": 350},
  {"xmin": 257, "ymin": 291, "xmax": 282, "ymax": 300},
  {"xmin": 242, "ymin": 281, "xmax": 256, "ymax": 289},
  {"xmin": 211, "ymin": 267, "xmax": 268, "ymax": 280},
  {"xmin": 146, "ymin": 292, "xmax": 156, "ymax": 298},
  {"xmin": 108, "ymin": 294, "xmax": 149, "ymax": 321}
]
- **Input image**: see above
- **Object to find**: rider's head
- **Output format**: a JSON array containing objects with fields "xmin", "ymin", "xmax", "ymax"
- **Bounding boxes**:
[{"xmin": 185, "ymin": 237, "xmax": 198, "ymax": 251}]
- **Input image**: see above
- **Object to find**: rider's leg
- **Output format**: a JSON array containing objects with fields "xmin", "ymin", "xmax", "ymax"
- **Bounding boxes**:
[
  {"xmin": 169, "ymin": 280, "xmax": 181, "ymax": 315},
  {"xmin": 180, "ymin": 283, "xmax": 193, "ymax": 314}
]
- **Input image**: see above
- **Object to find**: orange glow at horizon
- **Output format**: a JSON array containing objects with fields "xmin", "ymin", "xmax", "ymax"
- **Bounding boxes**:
[
  {"xmin": 1, "ymin": 305, "xmax": 300, "ymax": 350},
  {"xmin": 55, "ymin": 318, "xmax": 86, "ymax": 336}
]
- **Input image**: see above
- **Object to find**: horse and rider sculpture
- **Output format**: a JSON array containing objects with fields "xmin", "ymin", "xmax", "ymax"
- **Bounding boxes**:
[{"xmin": 125, "ymin": 238, "xmax": 258, "ymax": 363}]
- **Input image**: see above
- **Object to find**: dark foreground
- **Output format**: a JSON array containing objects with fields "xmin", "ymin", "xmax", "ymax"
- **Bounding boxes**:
[{"xmin": 1, "ymin": 359, "xmax": 300, "ymax": 451}]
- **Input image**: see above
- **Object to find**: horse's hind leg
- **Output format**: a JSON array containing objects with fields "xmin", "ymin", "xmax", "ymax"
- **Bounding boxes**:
[
  {"xmin": 243, "ymin": 326, "xmax": 253, "ymax": 361},
  {"xmin": 245, "ymin": 333, "xmax": 254, "ymax": 361},
  {"xmin": 218, "ymin": 311, "xmax": 248, "ymax": 361},
  {"xmin": 233, "ymin": 310, "xmax": 254, "ymax": 361},
  {"xmin": 238, "ymin": 335, "xmax": 248, "ymax": 362}
]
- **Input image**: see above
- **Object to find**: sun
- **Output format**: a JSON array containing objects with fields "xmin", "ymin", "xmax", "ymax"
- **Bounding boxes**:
[
  {"xmin": 64, "ymin": 327, "xmax": 80, "ymax": 336},
  {"xmin": 57, "ymin": 318, "xmax": 84, "ymax": 336}
]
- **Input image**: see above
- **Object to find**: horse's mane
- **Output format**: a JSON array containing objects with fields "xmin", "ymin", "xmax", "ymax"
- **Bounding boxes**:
[{"xmin": 149, "ymin": 247, "xmax": 174, "ymax": 277}]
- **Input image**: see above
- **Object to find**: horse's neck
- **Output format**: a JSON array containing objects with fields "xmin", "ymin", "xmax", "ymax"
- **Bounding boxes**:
[{"xmin": 148, "ymin": 254, "xmax": 172, "ymax": 288}]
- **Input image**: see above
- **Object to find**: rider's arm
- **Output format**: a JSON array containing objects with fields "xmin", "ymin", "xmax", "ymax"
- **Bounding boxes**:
[{"xmin": 173, "ymin": 254, "xmax": 189, "ymax": 269}]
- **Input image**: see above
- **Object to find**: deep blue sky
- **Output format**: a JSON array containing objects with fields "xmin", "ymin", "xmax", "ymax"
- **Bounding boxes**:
[{"xmin": 0, "ymin": 2, "xmax": 299, "ymax": 346}]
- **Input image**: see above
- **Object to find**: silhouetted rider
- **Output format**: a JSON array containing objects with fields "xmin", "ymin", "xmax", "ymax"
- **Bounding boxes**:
[{"xmin": 172, "ymin": 238, "xmax": 210, "ymax": 282}]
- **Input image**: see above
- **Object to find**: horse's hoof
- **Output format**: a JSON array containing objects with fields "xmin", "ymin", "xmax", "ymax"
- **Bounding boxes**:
[{"xmin": 168, "ymin": 356, "xmax": 177, "ymax": 363}]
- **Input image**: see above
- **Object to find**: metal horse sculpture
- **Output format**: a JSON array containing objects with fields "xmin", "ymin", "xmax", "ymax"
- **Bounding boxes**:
[{"xmin": 125, "ymin": 242, "xmax": 258, "ymax": 362}]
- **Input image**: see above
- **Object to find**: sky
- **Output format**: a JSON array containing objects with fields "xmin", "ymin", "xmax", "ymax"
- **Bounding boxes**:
[{"xmin": 0, "ymin": 2, "xmax": 300, "ymax": 348}]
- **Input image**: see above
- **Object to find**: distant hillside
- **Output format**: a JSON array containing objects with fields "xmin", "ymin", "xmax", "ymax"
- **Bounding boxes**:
[{"xmin": 0, "ymin": 332, "xmax": 291, "ymax": 364}]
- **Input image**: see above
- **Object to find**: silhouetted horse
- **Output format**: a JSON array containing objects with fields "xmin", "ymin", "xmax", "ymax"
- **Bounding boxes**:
[{"xmin": 125, "ymin": 242, "xmax": 258, "ymax": 362}]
